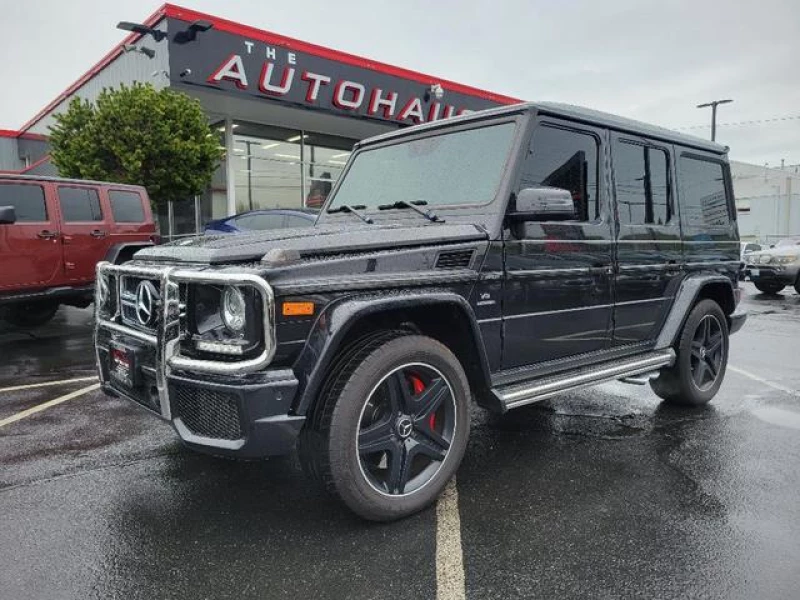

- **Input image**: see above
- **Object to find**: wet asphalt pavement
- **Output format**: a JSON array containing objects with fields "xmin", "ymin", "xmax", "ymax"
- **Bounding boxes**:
[{"xmin": 1, "ymin": 285, "xmax": 799, "ymax": 600}]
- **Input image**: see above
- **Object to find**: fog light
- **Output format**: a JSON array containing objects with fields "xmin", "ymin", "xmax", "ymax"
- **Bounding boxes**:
[{"xmin": 195, "ymin": 340, "xmax": 245, "ymax": 355}]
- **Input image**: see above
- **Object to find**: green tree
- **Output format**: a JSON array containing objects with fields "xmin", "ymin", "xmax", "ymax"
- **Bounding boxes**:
[{"xmin": 49, "ymin": 83, "xmax": 222, "ymax": 206}]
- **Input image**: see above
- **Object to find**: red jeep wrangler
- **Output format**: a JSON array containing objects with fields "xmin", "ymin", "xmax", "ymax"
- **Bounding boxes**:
[{"xmin": 0, "ymin": 175, "xmax": 157, "ymax": 328}]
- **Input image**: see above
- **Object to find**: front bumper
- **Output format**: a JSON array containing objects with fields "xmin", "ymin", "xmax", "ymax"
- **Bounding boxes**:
[
  {"xmin": 95, "ymin": 262, "xmax": 303, "ymax": 458},
  {"xmin": 745, "ymin": 264, "xmax": 800, "ymax": 284}
]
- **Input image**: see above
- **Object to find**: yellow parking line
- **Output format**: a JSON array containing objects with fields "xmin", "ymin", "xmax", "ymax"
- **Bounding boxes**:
[
  {"xmin": 0, "ymin": 383, "xmax": 100, "ymax": 428},
  {"xmin": 0, "ymin": 376, "xmax": 98, "ymax": 394}
]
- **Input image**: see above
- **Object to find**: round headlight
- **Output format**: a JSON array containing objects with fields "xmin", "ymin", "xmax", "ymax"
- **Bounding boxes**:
[{"xmin": 221, "ymin": 286, "xmax": 246, "ymax": 332}]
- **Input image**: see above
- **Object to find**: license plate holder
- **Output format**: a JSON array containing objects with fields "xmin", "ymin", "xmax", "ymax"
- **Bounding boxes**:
[{"xmin": 109, "ymin": 342, "xmax": 138, "ymax": 388}]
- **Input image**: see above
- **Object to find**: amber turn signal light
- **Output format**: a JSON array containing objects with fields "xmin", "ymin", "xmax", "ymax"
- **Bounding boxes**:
[{"xmin": 282, "ymin": 301, "xmax": 315, "ymax": 317}]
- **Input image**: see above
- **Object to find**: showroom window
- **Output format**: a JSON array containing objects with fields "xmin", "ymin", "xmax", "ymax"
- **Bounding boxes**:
[{"xmin": 230, "ymin": 122, "xmax": 356, "ymax": 213}]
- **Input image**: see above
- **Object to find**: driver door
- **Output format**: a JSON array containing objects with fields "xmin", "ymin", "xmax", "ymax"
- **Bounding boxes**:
[{"xmin": 502, "ymin": 120, "xmax": 614, "ymax": 369}]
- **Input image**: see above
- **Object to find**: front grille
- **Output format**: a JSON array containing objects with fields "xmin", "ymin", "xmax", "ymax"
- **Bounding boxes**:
[
  {"xmin": 171, "ymin": 385, "xmax": 243, "ymax": 440},
  {"xmin": 435, "ymin": 249, "xmax": 475, "ymax": 269},
  {"xmin": 120, "ymin": 276, "xmax": 161, "ymax": 332}
]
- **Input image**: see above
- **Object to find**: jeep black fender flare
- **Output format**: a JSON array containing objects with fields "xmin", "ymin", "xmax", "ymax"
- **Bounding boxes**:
[
  {"xmin": 291, "ymin": 291, "xmax": 492, "ymax": 416},
  {"xmin": 104, "ymin": 242, "xmax": 154, "ymax": 265},
  {"xmin": 655, "ymin": 273, "xmax": 736, "ymax": 350}
]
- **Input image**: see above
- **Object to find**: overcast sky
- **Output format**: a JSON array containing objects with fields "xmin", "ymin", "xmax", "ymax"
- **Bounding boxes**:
[{"xmin": 1, "ymin": 0, "xmax": 798, "ymax": 166}]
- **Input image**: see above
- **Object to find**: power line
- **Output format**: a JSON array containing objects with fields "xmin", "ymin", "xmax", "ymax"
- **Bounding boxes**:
[{"xmin": 672, "ymin": 114, "xmax": 800, "ymax": 131}]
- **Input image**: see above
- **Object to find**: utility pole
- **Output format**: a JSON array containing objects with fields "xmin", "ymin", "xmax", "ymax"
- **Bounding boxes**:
[{"xmin": 696, "ymin": 99, "xmax": 733, "ymax": 142}]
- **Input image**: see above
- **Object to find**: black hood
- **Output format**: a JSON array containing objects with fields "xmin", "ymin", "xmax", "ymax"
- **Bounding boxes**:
[{"xmin": 135, "ymin": 222, "xmax": 488, "ymax": 265}]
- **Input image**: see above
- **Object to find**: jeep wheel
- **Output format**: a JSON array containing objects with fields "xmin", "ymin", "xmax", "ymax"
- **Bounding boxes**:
[
  {"xmin": 300, "ymin": 334, "xmax": 471, "ymax": 521},
  {"xmin": 753, "ymin": 281, "xmax": 785, "ymax": 295},
  {"xmin": 651, "ymin": 299, "xmax": 729, "ymax": 406},
  {"xmin": 0, "ymin": 302, "xmax": 59, "ymax": 329}
]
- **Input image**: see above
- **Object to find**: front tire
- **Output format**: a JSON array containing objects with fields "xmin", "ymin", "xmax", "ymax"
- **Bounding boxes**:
[
  {"xmin": 300, "ymin": 334, "xmax": 471, "ymax": 521},
  {"xmin": 651, "ymin": 299, "xmax": 729, "ymax": 406},
  {"xmin": 754, "ymin": 281, "xmax": 785, "ymax": 295},
  {"xmin": 0, "ymin": 301, "xmax": 59, "ymax": 328}
]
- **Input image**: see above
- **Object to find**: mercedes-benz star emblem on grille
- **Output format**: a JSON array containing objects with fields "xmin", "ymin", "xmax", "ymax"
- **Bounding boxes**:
[{"xmin": 135, "ymin": 280, "xmax": 159, "ymax": 327}]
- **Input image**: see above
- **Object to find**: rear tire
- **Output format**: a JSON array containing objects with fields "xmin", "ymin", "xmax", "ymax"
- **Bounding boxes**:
[
  {"xmin": 754, "ymin": 281, "xmax": 785, "ymax": 295},
  {"xmin": 299, "ymin": 334, "xmax": 471, "ymax": 521},
  {"xmin": 0, "ymin": 302, "xmax": 59, "ymax": 329},
  {"xmin": 651, "ymin": 299, "xmax": 729, "ymax": 406}
]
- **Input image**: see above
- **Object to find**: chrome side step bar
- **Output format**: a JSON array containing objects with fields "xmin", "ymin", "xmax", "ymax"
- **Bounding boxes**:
[{"xmin": 494, "ymin": 350, "xmax": 675, "ymax": 411}]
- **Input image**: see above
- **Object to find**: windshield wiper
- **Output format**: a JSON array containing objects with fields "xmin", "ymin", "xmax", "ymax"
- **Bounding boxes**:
[
  {"xmin": 326, "ymin": 204, "xmax": 374, "ymax": 224},
  {"xmin": 377, "ymin": 200, "xmax": 444, "ymax": 223}
]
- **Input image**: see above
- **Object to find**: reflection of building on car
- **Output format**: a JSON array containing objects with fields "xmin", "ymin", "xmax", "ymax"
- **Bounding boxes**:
[
  {"xmin": 95, "ymin": 102, "xmax": 746, "ymax": 522},
  {"xmin": 204, "ymin": 208, "xmax": 316, "ymax": 234},
  {"xmin": 744, "ymin": 238, "xmax": 800, "ymax": 295},
  {"xmin": 0, "ymin": 175, "xmax": 156, "ymax": 328}
]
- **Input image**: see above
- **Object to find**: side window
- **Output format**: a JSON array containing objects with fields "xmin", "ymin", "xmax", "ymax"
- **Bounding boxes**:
[
  {"xmin": 58, "ymin": 187, "xmax": 103, "ymax": 222},
  {"xmin": 518, "ymin": 125, "xmax": 599, "ymax": 221},
  {"xmin": 679, "ymin": 156, "xmax": 730, "ymax": 228},
  {"xmin": 234, "ymin": 213, "xmax": 285, "ymax": 231},
  {"xmin": 284, "ymin": 215, "xmax": 314, "ymax": 228},
  {"xmin": 109, "ymin": 190, "xmax": 146, "ymax": 223},
  {"xmin": 614, "ymin": 141, "xmax": 671, "ymax": 226},
  {"xmin": 0, "ymin": 183, "xmax": 47, "ymax": 222}
]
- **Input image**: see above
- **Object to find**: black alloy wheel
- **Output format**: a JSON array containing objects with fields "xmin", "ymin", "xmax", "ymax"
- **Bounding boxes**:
[
  {"xmin": 299, "ymin": 333, "xmax": 471, "ymax": 521},
  {"xmin": 651, "ymin": 299, "xmax": 729, "ymax": 406},
  {"xmin": 357, "ymin": 363, "xmax": 456, "ymax": 496},
  {"xmin": 688, "ymin": 314, "xmax": 725, "ymax": 392}
]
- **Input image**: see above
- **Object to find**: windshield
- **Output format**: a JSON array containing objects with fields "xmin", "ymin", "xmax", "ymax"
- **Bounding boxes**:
[{"xmin": 325, "ymin": 121, "xmax": 517, "ymax": 212}]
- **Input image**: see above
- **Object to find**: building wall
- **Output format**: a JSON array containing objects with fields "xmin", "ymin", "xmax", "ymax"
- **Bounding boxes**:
[
  {"xmin": 25, "ymin": 21, "xmax": 170, "ymax": 136},
  {"xmin": 731, "ymin": 160, "xmax": 800, "ymax": 242},
  {"xmin": 0, "ymin": 137, "xmax": 22, "ymax": 171}
]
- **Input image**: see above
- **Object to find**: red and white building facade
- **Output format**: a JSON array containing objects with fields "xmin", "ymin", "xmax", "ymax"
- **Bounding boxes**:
[{"xmin": 0, "ymin": 4, "xmax": 520, "ymax": 235}]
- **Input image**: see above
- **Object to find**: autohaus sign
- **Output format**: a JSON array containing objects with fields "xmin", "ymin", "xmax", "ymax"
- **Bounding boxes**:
[{"xmin": 168, "ymin": 17, "xmax": 515, "ymax": 126}]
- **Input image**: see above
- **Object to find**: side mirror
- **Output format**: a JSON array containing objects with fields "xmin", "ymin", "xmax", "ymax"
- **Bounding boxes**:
[
  {"xmin": 0, "ymin": 206, "xmax": 16, "ymax": 225},
  {"xmin": 509, "ymin": 187, "xmax": 576, "ymax": 222}
]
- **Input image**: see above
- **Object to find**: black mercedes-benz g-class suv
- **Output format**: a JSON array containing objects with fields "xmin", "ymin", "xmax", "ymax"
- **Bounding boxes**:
[{"xmin": 95, "ymin": 102, "xmax": 746, "ymax": 521}]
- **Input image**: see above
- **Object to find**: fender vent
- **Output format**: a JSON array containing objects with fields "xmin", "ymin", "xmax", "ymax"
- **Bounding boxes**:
[{"xmin": 435, "ymin": 249, "xmax": 475, "ymax": 270}]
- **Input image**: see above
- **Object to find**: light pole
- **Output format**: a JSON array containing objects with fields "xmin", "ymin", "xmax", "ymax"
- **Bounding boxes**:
[{"xmin": 696, "ymin": 99, "xmax": 733, "ymax": 142}]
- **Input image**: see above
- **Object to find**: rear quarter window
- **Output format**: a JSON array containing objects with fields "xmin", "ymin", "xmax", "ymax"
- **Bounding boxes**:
[
  {"xmin": 0, "ymin": 183, "xmax": 47, "ymax": 221},
  {"xmin": 679, "ymin": 156, "xmax": 731, "ymax": 228},
  {"xmin": 109, "ymin": 190, "xmax": 146, "ymax": 223}
]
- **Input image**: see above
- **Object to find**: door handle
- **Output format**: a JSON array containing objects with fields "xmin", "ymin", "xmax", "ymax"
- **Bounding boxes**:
[
  {"xmin": 37, "ymin": 230, "xmax": 58, "ymax": 240},
  {"xmin": 90, "ymin": 229, "xmax": 106, "ymax": 238}
]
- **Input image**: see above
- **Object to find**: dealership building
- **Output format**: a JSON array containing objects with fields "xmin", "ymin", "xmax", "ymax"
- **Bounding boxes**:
[
  {"xmin": 2, "ymin": 4, "xmax": 797, "ymax": 241},
  {"xmin": 0, "ymin": 4, "xmax": 519, "ymax": 236}
]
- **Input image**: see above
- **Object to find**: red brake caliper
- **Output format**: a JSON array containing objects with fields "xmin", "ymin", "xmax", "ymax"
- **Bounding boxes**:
[{"xmin": 408, "ymin": 374, "xmax": 435, "ymax": 431}]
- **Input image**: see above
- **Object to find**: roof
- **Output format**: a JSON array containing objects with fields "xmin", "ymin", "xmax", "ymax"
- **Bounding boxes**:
[
  {"xmin": 0, "ymin": 173, "xmax": 145, "ymax": 188},
  {"xmin": 15, "ymin": 3, "xmax": 521, "ymax": 135},
  {"xmin": 359, "ymin": 101, "xmax": 728, "ymax": 154}
]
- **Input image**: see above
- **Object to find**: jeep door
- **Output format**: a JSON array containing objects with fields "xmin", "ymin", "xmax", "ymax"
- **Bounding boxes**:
[
  {"xmin": 610, "ymin": 134, "xmax": 682, "ymax": 345},
  {"xmin": 0, "ymin": 180, "xmax": 63, "ymax": 292},
  {"xmin": 56, "ymin": 185, "xmax": 110, "ymax": 283},
  {"xmin": 502, "ymin": 120, "xmax": 614, "ymax": 368}
]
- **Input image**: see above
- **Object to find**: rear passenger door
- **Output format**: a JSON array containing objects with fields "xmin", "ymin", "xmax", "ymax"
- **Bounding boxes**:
[
  {"xmin": 57, "ymin": 185, "xmax": 109, "ymax": 283},
  {"xmin": 107, "ymin": 188, "xmax": 152, "ymax": 247},
  {"xmin": 611, "ymin": 135, "xmax": 682, "ymax": 345},
  {"xmin": 0, "ymin": 181, "xmax": 63, "ymax": 291}
]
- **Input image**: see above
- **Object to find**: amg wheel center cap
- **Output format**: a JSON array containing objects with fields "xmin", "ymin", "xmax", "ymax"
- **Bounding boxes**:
[{"xmin": 396, "ymin": 416, "xmax": 413, "ymax": 439}]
